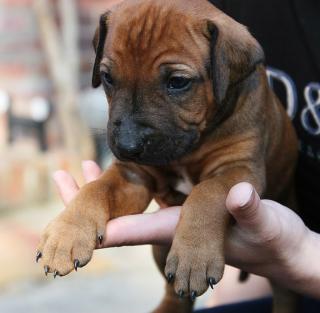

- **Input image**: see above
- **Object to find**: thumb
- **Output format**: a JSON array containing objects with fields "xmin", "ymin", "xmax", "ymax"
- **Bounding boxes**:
[{"xmin": 226, "ymin": 182, "xmax": 273, "ymax": 234}]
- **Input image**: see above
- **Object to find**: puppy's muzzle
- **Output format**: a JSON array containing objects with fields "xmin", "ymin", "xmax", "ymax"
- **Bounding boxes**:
[
  {"xmin": 109, "ymin": 116, "xmax": 199, "ymax": 165},
  {"xmin": 111, "ymin": 117, "xmax": 161, "ymax": 161}
]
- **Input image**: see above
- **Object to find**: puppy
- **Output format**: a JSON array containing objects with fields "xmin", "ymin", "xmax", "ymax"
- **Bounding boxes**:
[{"xmin": 37, "ymin": 0, "xmax": 298, "ymax": 312}]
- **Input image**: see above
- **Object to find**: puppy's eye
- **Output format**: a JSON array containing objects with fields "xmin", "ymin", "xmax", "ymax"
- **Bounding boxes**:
[
  {"xmin": 101, "ymin": 72, "xmax": 113, "ymax": 86},
  {"xmin": 167, "ymin": 76, "xmax": 191, "ymax": 91}
]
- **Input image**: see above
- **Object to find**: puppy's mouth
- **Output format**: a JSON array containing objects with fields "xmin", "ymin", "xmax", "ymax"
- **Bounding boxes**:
[{"xmin": 109, "ymin": 131, "xmax": 199, "ymax": 166}]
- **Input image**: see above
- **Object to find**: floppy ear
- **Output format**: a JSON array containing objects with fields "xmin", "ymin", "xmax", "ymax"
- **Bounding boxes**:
[
  {"xmin": 207, "ymin": 19, "xmax": 265, "ymax": 104},
  {"xmin": 92, "ymin": 12, "xmax": 110, "ymax": 88}
]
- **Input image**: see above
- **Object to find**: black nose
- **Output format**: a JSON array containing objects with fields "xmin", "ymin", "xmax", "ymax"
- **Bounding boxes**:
[
  {"xmin": 113, "ymin": 117, "xmax": 145, "ymax": 159},
  {"xmin": 116, "ymin": 139, "xmax": 144, "ymax": 158}
]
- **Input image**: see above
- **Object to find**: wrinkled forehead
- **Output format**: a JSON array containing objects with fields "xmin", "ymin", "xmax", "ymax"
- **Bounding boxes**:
[{"xmin": 102, "ymin": 2, "xmax": 209, "ymax": 78}]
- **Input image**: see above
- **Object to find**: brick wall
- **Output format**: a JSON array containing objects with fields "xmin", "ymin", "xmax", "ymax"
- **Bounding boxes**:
[
  {"xmin": 0, "ymin": 0, "xmax": 122, "ymax": 209},
  {"xmin": 0, "ymin": 0, "xmax": 122, "ymax": 103}
]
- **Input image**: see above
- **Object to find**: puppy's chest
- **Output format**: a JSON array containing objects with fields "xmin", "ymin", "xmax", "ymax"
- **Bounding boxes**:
[{"xmin": 171, "ymin": 167, "xmax": 194, "ymax": 195}]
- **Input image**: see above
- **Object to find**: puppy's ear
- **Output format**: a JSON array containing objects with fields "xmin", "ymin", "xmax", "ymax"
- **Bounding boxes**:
[
  {"xmin": 92, "ymin": 12, "xmax": 110, "ymax": 88},
  {"xmin": 207, "ymin": 19, "xmax": 264, "ymax": 104}
]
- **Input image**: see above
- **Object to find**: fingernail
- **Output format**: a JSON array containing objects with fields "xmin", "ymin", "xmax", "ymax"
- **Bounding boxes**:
[
  {"xmin": 239, "ymin": 185, "xmax": 254, "ymax": 208},
  {"xmin": 81, "ymin": 160, "xmax": 93, "ymax": 169},
  {"xmin": 52, "ymin": 170, "xmax": 65, "ymax": 182}
]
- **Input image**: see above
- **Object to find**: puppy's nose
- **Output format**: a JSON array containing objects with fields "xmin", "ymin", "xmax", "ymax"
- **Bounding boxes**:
[
  {"xmin": 116, "ymin": 139, "xmax": 143, "ymax": 158},
  {"xmin": 114, "ymin": 117, "xmax": 145, "ymax": 158}
]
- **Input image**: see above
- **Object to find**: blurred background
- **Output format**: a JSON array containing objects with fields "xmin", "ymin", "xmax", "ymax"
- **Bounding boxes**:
[{"xmin": 0, "ymin": 0, "xmax": 211, "ymax": 312}]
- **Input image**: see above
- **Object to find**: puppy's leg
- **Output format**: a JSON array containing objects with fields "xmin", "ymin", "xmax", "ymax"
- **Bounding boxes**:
[
  {"xmin": 165, "ymin": 166, "xmax": 263, "ymax": 300},
  {"xmin": 37, "ymin": 162, "xmax": 153, "ymax": 276},
  {"xmin": 152, "ymin": 245, "xmax": 193, "ymax": 313}
]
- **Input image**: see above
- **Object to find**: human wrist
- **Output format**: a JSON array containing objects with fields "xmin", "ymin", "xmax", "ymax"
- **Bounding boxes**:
[
  {"xmin": 276, "ymin": 227, "xmax": 320, "ymax": 298},
  {"xmin": 293, "ymin": 229, "xmax": 320, "ymax": 297}
]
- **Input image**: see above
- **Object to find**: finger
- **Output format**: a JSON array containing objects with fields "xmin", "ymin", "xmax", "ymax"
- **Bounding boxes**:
[
  {"xmin": 82, "ymin": 160, "xmax": 102, "ymax": 183},
  {"xmin": 99, "ymin": 206, "xmax": 181, "ymax": 248},
  {"xmin": 52, "ymin": 170, "xmax": 80, "ymax": 205},
  {"xmin": 226, "ymin": 182, "xmax": 273, "ymax": 234}
]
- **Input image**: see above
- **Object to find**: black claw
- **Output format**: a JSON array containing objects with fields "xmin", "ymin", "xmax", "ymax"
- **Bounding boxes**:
[
  {"xmin": 208, "ymin": 277, "xmax": 216, "ymax": 289},
  {"xmin": 239, "ymin": 270, "xmax": 249, "ymax": 282},
  {"xmin": 53, "ymin": 270, "xmax": 58, "ymax": 279},
  {"xmin": 44, "ymin": 265, "xmax": 49, "ymax": 276},
  {"xmin": 36, "ymin": 251, "xmax": 42, "ymax": 263},
  {"xmin": 74, "ymin": 259, "xmax": 80, "ymax": 271},
  {"xmin": 167, "ymin": 273, "xmax": 174, "ymax": 283},
  {"xmin": 98, "ymin": 235, "xmax": 103, "ymax": 245},
  {"xmin": 190, "ymin": 291, "xmax": 197, "ymax": 302},
  {"xmin": 178, "ymin": 290, "xmax": 184, "ymax": 299}
]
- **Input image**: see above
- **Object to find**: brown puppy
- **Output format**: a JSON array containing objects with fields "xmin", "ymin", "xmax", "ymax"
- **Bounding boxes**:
[{"xmin": 37, "ymin": 0, "xmax": 298, "ymax": 312}]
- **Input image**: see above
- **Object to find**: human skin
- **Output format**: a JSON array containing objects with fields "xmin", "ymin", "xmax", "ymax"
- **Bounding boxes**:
[{"xmin": 52, "ymin": 160, "xmax": 320, "ymax": 299}]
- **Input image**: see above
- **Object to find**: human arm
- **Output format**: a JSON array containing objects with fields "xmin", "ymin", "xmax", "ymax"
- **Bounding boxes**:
[{"xmin": 53, "ymin": 160, "xmax": 320, "ymax": 298}]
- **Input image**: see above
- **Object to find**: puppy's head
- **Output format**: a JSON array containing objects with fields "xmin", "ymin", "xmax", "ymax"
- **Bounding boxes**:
[{"xmin": 92, "ymin": 0, "xmax": 264, "ymax": 166}]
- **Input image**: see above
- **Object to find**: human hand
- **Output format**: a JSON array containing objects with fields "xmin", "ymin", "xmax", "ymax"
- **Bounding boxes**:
[
  {"xmin": 53, "ymin": 161, "xmax": 320, "ymax": 297},
  {"xmin": 224, "ymin": 184, "xmax": 320, "ymax": 298}
]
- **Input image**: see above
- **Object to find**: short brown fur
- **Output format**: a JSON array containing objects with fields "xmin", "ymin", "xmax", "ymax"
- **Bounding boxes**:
[{"xmin": 38, "ymin": 1, "xmax": 299, "ymax": 312}]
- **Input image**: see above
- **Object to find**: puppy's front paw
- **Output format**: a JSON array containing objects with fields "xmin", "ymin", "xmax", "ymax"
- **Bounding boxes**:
[
  {"xmin": 165, "ymin": 239, "xmax": 225, "ymax": 300},
  {"xmin": 36, "ymin": 207, "xmax": 107, "ymax": 277}
]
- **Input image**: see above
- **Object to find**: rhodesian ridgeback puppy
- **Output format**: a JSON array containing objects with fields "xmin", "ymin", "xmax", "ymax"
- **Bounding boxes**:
[{"xmin": 37, "ymin": 0, "xmax": 298, "ymax": 312}]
